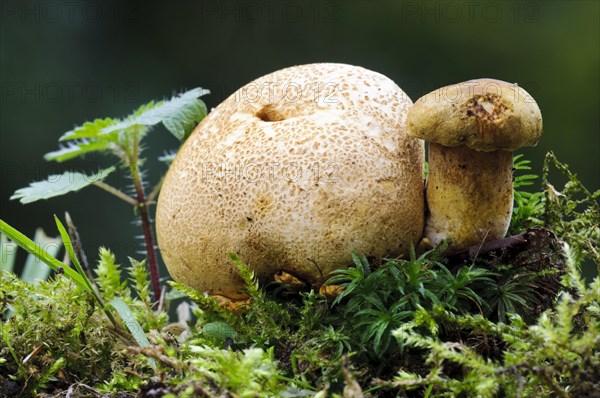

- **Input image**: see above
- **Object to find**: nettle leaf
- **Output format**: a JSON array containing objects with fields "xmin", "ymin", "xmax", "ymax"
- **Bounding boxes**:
[
  {"xmin": 59, "ymin": 117, "xmax": 117, "ymax": 141},
  {"xmin": 44, "ymin": 140, "xmax": 113, "ymax": 162},
  {"xmin": 11, "ymin": 167, "xmax": 115, "ymax": 204},
  {"xmin": 101, "ymin": 87, "xmax": 209, "ymax": 141},
  {"xmin": 45, "ymin": 88, "xmax": 208, "ymax": 163}
]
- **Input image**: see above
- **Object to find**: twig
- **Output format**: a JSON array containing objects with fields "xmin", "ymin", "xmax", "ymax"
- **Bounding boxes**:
[
  {"xmin": 65, "ymin": 212, "xmax": 95, "ymax": 285},
  {"xmin": 158, "ymin": 284, "xmax": 167, "ymax": 313},
  {"xmin": 469, "ymin": 229, "xmax": 491, "ymax": 262},
  {"xmin": 126, "ymin": 346, "xmax": 222, "ymax": 397},
  {"xmin": 467, "ymin": 232, "xmax": 529, "ymax": 258},
  {"xmin": 448, "ymin": 231, "xmax": 530, "ymax": 261},
  {"xmin": 127, "ymin": 346, "xmax": 190, "ymax": 371},
  {"xmin": 341, "ymin": 355, "xmax": 363, "ymax": 397}
]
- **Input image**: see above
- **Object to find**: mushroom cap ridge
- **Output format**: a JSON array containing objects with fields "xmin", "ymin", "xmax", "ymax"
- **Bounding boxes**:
[
  {"xmin": 407, "ymin": 78, "xmax": 542, "ymax": 152},
  {"xmin": 156, "ymin": 63, "xmax": 425, "ymax": 299}
]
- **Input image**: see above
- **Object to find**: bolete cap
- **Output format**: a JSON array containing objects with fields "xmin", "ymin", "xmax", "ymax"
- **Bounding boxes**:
[{"xmin": 407, "ymin": 78, "xmax": 542, "ymax": 152}]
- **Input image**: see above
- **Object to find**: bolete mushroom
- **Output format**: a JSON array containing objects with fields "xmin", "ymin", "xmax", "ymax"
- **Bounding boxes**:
[
  {"xmin": 407, "ymin": 78, "xmax": 542, "ymax": 253},
  {"xmin": 156, "ymin": 63, "xmax": 424, "ymax": 299}
]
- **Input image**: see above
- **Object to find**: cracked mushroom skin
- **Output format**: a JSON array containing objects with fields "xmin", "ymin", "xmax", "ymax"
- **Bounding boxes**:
[
  {"xmin": 407, "ymin": 78, "xmax": 542, "ymax": 253},
  {"xmin": 156, "ymin": 63, "xmax": 424, "ymax": 299}
]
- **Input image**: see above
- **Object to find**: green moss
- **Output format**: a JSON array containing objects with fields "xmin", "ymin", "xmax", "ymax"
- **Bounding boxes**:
[
  {"xmin": 0, "ymin": 273, "xmax": 116, "ymax": 393},
  {"xmin": 1, "ymin": 152, "xmax": 598, "ymax": 397}
]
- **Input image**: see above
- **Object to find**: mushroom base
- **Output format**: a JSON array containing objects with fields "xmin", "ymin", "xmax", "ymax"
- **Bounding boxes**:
[{"xmin": 425, "ymin": 143, "xmax": 513, "ymax": 253}]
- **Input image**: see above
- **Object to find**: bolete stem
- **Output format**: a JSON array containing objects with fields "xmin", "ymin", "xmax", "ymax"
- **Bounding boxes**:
[{"xmin": 407, "ymin": 78, "xmax": 542, "ymax": 253}]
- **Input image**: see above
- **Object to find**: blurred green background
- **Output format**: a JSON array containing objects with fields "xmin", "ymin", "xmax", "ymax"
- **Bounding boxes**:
[{"xmin": 1, "ymin": 1, "xmax": 598, "ymax": 273}]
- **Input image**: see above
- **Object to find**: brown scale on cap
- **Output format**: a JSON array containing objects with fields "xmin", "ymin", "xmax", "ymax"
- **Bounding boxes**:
[
  {"xmin": 465, "ymin": 94, "xmax": 509, "ymax": 122},
  {"xmin": 407, "ymin": 78, "xmax": 543, "ymax": 253},
  {"xmin": 156, "ymin": 63, "xmax": 425, "ymax": 299}
]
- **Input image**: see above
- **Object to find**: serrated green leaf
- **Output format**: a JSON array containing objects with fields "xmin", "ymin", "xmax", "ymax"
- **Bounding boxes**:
[
  {"xmin": 101, "ymin": 88, "xmax": 209, "ymax": 141},
  {"xmin": 59, "ymin": 117, "xmax": 117, "ymax": 141},
  {"xmin": 44, "ymin": 140, "xmax": 113, "ymax": 162},
  {"xmin": 46, "ymin": 89, "xmax": 207, "ymax": 164},
  {"xmin": 11, "ymin": 167, "xmax": 115, "ymax": 204}
]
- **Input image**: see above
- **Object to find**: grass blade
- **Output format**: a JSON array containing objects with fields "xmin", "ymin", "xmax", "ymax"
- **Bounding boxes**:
[
  {"xmin": 108, "ymin": 298, "xmax": 154, "ymax": 365},
  {"xmin": 107, "ymin": 297, "xmax": 149, "ymax": 347},
  {"xmin": 0, "ymin": 219, "xmax": 87, "ymax": 289},
  {"xmin": 20, "ymin": 228, "xmax": 62, "ymax": 284}
]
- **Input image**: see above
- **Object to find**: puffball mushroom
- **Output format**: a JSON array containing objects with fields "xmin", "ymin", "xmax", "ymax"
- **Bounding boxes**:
[
  {"xmin": 407, "ymin": 78, "xmax": 542, "ymax": 253},
  {"xmin": 156, "ymin": 63, "xmax": 424, "ymax": 300}
]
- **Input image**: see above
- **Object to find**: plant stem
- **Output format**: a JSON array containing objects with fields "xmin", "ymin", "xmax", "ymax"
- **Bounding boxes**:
[
  {"xmin": 92, "ymin": 181, "xmax": 138, "ymax": 206},
  {"xmin": 129, "ymin": 162, "xmax": 162, "ymax": 303}
]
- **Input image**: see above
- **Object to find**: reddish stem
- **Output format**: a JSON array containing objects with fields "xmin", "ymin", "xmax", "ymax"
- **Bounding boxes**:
[{"xmin": 130, "ymin": 165, "xmax": 162, "ymax": 303}]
